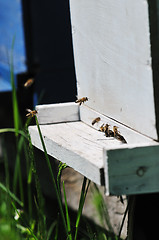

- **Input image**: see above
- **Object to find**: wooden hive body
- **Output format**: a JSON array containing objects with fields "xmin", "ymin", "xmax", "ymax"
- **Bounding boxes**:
[
  {"xmin": 29, "ymin": 0, "xmax": 159, "ymax": 195},
  {"xmin": 69, "ymin": 0, "xmax": 159, "ymax": 140}
]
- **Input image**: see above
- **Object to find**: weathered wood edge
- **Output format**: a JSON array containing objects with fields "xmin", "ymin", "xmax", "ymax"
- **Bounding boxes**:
[
  {"xmin": 35, "ymin": 102, "xmax": 157, "ymax": 144},
  {"xmin": 104, "ymin": 143, "xmax": 159, "ymax": 196},
  {"xmin": 36, "ymin": 102, "xmax": 80, "ymax": 124},
  {"xmin": 148, "ymin": 0, "xmax": 159, "ymax": 141},
  {"xmin": 30, "ymin": 102, "xmax": 159, "ymax": 195},
  {"xmin": 29, "ymin": 124, "xmax": 104, "ymax": 185}
]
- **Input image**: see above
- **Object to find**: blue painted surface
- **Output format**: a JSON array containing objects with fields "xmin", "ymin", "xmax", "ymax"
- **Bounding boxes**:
[{"xmin": 0, "ymin": 0, "xmax": 26, "ymax": 91}]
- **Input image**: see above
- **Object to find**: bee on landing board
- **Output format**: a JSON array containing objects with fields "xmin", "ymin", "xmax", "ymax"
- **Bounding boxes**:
[
  {"xmin": 24, "ymin": 78, "xmax": 34, "ymax": 88},
  {"xmin": 113, "ymin": 126, "xmax": 120, "ymax": 135},
  {"xmin": 104, "ymin": 124, "xmax": 109, "ymax": 137},
  {"xmin": 99, "ymin": 124, "xmax": 105, "ymax": 132},
  {"xmin": 92, "ymin": 117, "xmax": 101, "ymax": 125},
  {"xmin": 113, "ymin": 126, "xmax": 127, "ymax": 144},
  {"xmin": 105, "ymin": 124, "xmax": 114, "ymax": 137},
  {"xmin": 26, "ymin": 109, "xmax": 37, "ymax": 118},
  {"xmin": 75, "ymin": 97, "xmax": 88, "ymax": 105}
]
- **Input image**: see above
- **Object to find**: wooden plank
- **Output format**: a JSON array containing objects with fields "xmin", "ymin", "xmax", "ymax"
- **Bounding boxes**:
[
  {"xmin": 80, "ymin": 105, "xmax": 155, "ymax": 144},
  {"xmin": 30, "ymin": 103, "xmax": 159, "ymax": 195},
  {"xmin": 70, "ymin": 0, "xmax": 157, "ymax": 140},
  {"xmin": 104, "ymin": 144, "xmax": 159, "ymax": 195},
  {"xmin": 36, "ymin": 102, "xmax": 80, "ymax": 124},
  {"xmin": 29, "ymin": 121, "xmax": 109, "ymax": 185}
]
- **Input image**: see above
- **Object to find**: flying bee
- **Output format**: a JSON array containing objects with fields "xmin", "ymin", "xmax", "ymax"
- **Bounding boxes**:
[
  {"xmin": 24, "ymin": 78, "xmax": 34, "ymax": 88},
  {"xmin": 92, "ymin": 117, "xmax": 101, "ymax": 125},
  {"xmin": 75, "ymin": 97, "xmax": 88, "ymax": 105},
  {"xmin": 113, "ymin": 126, "xmax": 127, "ymax": 143},
  {"xmin": 26, "ymin": 109, "xmax": 37, "ymax": 118}
]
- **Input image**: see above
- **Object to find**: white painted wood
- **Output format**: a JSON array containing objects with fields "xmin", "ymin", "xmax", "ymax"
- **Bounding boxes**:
[
  {"xmin": 36, "ymin": 102, "xmax": 80, "ymax": 124},
  {"xmin": 104, "ymin": 144, "xmax": 159, "ymax": 195},
  {"xmin": 80, "ymin": 105, "xmax": 155, "ymax": 145},
  {"xmin": 29, "ymin": 103, "xmax": 159, "ymax": 195},
  {"xmin": 28, "ymin": 118, "xmax": 138, "ymax": 186},
  {"xmin": 69, "ymin": 0, "xmax": 157, "ymax": 139},
  {"xmin": 29, "ymin": 121, "xmax": 108, "ymax": 185}
]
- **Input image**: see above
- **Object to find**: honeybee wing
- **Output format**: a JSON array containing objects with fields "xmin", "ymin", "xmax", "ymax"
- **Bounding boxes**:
[
  {"xmin": 26, "ymin": 109, "xmax": 32, "ymax": 113},
  {"xmin": 115, "ymin": 133, "xmax": 127, "ymax": 143},
  {"xmin": 118, "ymin": 134, "xmax": 127, "ymax": 143},
  {"xmin": 75, "ymin": 99, "xmax": 80, "ymax": 103},
  {"xmin": 92, "ymin": 119, "xmax": 96, "ymax": 125},
  {"xmin": 75, "ymin": 95, "xmax": 79, "ymax": 101}
]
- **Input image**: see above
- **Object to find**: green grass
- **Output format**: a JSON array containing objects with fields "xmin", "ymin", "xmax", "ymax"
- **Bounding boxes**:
[{"xmin": 92, "ymin": 183, "xmax": 113, "ymax": 233}]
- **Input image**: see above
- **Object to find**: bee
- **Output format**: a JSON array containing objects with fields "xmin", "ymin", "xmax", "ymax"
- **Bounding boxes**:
[
  {"xmin": 99, "ymin": 123, "xmax": 109, "ymax": 134},
  {"xmin": 99, "ymin": 124, "xmax": 105, "ymax": 132},
  {"xmin": 24, "ymin": 78, "xmax": 34, "ymax": 88},
  {"xmin": 113, "ymin": 126, "xmax": 120, "ymax": 135},
  {"xmin": 113, "ymin": 126, "xmax": 127, "ymax": 144},
  {"xmin": 104, "ymin": 124, "xmax": 114, "ymax": 137},
  {"xmin": 92, "ymin": 117, "xmax": 101, "ymax": 125},
  {"xmin": 107, "ymin": 126, "xmax": 114, "ymax": 137},
  {"xmin": 104, "ymin": 124, "xmax": 109, "ymax": 137},
  {"xmin": 26, "ymin": 109, "xmax": 37, "ymax": 118},
  {"xmin": 75, "ymin": 97, "xmax": 88, "ymax": 105}
]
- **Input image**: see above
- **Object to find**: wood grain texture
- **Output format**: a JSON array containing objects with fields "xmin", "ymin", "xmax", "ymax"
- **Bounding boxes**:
[
  {"xmin": 104, "ymin": 144, "xmax": 159, "ymax": 195},
  {"xmin": 29, "ymin": 121, "xmax": 110, "ymax": 185},
  {"xmin": 36, "ymin": 102, "xmax": 80, "ymax": 124},
  {"xmin": 69, "ymin": 0, "xmax": 157, "ymax": 139}
]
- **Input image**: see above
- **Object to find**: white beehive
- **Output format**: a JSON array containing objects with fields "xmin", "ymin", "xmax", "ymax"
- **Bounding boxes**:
[{"xmin": 29, "ymin": 0, "xmax": 159, "ymax": 195}]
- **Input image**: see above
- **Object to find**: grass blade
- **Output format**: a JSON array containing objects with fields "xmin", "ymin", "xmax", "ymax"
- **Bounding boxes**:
[
  {"xmin": 0, "ymin": 128, "xmax": 27, "ymax": 138},
  {"xmin": 92, "ymin": 184, "xmax": 114, "ymax": 233},
  {"xmin": 13, "ymin": 134, "xmax": 25, "ymax": 202},
  {"xmin": 54, "ymin": 214, "xmax": 59, "ymax": 240},
  {"xmin": 63, "ymin": 181, "xmax": 72, "ymax": 240},
  {"xmin": 0, "ymin": 182, "xmax": 23, "ymax": 207},
  {"xmin": 34, "ymin": 116, "xmax": 68, "ymax": 236},
  {"xmin": 57, "ymin": 162, "xmax": 67, "ymax": 195},
  {"xmin": 26, "ymin": 126, "xmax": 47, "ymax": 238},
  {"xmin": 10, "ymin": 36, "xmax": 20, "ymax": 137},
  {"xmin": 74, "ymin": 177, "xmax": 91, "ymax": 240},
  {"xmin": 46, "ymin": 221, "xmax": 57, "ymax": 240}
]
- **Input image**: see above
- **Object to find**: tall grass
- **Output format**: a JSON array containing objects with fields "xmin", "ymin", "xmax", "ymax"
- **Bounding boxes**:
[
  {"xmin": 10, "ymin": 36, "xmax": 20, "ymax": 137},
  {"xmin": 92, "ymin": 183, "xmax": 113, "ymax": 233},
  {"xmin": 0, "ymin": 57, "xmax": 91, "ymax": 239}
]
